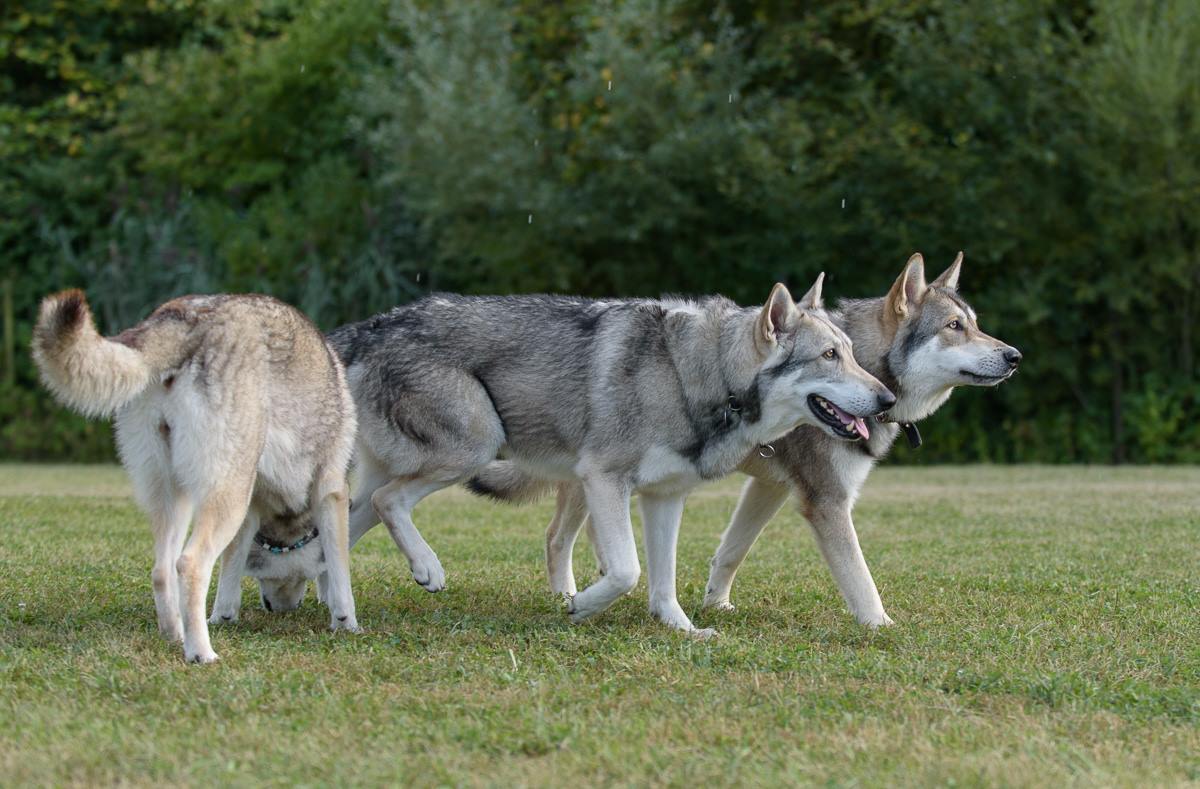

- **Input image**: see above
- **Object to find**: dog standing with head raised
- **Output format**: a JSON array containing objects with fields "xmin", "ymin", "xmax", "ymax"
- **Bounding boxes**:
[{"xmin": 545, "ymin": 253, "xmax": 1022, "ymax": 627}]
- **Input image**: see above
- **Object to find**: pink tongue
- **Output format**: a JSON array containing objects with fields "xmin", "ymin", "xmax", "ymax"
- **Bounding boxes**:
[{"xmin": 828, "ymin": 401, "xmax": 870, "ymax": 440}]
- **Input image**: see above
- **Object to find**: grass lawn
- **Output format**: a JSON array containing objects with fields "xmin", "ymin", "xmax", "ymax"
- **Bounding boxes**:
[{"xmin": 1, "ymin": 463, "xmax": 1198, "ymax": 786}]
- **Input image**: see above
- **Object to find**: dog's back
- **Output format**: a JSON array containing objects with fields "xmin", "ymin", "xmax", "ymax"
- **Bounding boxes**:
[{"xmin": 35, "ymin": 292, "xmax": 354, "ymax": 511}]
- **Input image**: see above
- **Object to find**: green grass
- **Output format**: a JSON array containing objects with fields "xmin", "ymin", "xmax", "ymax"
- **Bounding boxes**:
[{"xmin": 1, "ymin": 464, "xmax": 1198, "ymax": 787}]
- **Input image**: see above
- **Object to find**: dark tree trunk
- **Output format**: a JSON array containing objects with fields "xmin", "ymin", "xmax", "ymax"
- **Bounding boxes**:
[{"xmin": 1110, "ymin": 326, "xmax": 1125, "ymax": 465}]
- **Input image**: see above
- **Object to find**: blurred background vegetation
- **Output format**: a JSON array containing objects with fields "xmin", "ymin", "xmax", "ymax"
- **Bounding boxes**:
[{"xmin": 2, "ymin": 0, "xmax": 1197, "ymax": 463}]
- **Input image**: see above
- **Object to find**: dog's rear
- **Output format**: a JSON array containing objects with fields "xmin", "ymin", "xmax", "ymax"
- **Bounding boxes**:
[{"xmin": 33, "ymin": 291, "xmax": 358, "ymax": 663}]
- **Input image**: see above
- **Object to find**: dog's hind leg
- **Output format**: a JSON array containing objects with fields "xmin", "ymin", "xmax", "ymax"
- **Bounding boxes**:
[
  {"xmin": 176, "ymin": 482, "xmax": 254, "ymax": 664},
  {"xmin": 314, "ymin": 472, "xmax": 358, "ymax": 632},
  {"xmin": 148, "ymin": 487, "xmax": 193, "ymax": 644},
  {"xmin": 546, "ymin": 482, "xmax": 589, "ymax": 596},
  {"xmin": 356, "ymin": 369, "xmax": 505, "ymax": 595},
  {"xmin": 371, "ymin": 478, "xmax": 452, "ymax": 593},
  {"xmin": 640, "ymin": 492, "xmax": 713, "ymax": 638},
  {"xmin": 347, "ymin": 459, "xmax": 393, "ymax": 549},
  {"xmin": 121, "ymin": 412, "xmax": 192, "ymax": 643},
  {"xmin": 567, "ymin": 474, "xmax": 639, "ymax": 622},
  {"xmin": 209, "ymin": 512, "xmax": 258, "ymax": 625},
  {"xmin": 703, "ymin": 476, "xmax": 790, "ymax": 611}
]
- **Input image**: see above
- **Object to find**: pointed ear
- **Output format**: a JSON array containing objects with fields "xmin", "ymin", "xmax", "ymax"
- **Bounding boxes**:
[
  {"xmin": 931, "ymin": 251, "xmax": 963, "ymax": 291},
  {"xmin": 795, "ymin": 272, "xmax": 824, "ymax": 311},
  {"xmin": 755, "ymin": 282, "xmax": 798, "ymax": 351},
  {"xmin": 885, "ymin": 253, "xmax": 926, "ymax": 318}
]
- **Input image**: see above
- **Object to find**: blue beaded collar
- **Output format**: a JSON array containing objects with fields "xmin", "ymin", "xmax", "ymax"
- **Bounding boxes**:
[{"xmin": 254, "ymin": 527, "xmax": 319, "ymax": 555}]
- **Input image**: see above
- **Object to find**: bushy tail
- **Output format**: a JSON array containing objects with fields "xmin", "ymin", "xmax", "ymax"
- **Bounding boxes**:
[
  {"xmin": 465, "ymin": 461, "xmax": 554, "ymax": 505},
  {"xmin": 31, "ymin": 290, "xmax": 153, "ymax": 418}
]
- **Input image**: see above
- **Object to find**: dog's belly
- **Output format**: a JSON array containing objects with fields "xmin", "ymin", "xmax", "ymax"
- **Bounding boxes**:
[{"xmin": 508, "ymin": 451, "xmax": 579, "ymax": 482}]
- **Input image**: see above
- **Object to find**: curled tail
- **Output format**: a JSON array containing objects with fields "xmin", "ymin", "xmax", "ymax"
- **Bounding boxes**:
[
  {"xmin": 31, "ymin": 290, "xmax": 154, "ymax": 418},
  {"xmin": 465, "ymin": 461, "xmax": 554, "ymax": 505}
]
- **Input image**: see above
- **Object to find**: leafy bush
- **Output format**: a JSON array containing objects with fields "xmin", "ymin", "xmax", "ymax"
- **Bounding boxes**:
[{"xmin": 1, "ymin": 0, "xmax": 1196, "ymax": 462}]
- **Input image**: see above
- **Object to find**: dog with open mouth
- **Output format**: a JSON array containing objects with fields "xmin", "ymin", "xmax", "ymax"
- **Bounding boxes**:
[
  {"xmin": 543, "ymin": 252, "xmax": 1021, "ymax": 628},
  {"xmin": 245, "ymin": 277, "xmax": 895, "ymax": 637}
]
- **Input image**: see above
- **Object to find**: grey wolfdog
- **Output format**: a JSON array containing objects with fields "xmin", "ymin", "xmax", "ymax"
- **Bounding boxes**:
[
  {"xmin": 544, "ymin": 252, "xmax": 1022, "ymax": 628},
  {"xmin": 307, "ymin": 278, "xmax": 894, "ymax": 636},
  {"xmin": 32, "ymin": 292, "xmax": 358, "ymax": 663}
]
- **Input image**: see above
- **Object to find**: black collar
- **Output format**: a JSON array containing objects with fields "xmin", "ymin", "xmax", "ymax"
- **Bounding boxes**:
[
  {"xmin": 874, "ymin": 413, "xmax": 922, "ymax": 449},
  {"xmin": 254, "ymin": 527, "xmax": 319, "ymax": 555}
]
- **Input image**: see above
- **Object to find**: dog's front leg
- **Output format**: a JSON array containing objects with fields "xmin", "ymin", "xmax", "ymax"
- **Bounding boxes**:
[
  {"xmin": 317, "ymin": 470, "xmax": 391, "ymax": 604},
  {"xmin": 209, "ymin": 513, "xmax": 258, "ymax": 624},
  {"xmin": 568, "ymin": 474, "xmax": 639, "ymax": 622},
  {"xmin": 808, "ymin": 501, "xmax": 892, "ymax": 628},
  {"xmin": 315, "ymin": 478, "xmax": 359, "ymax": 632},
  {"xmin": 703, "ymin": 476, "xmax": 791, "ymax": 611},
  {"xmin": 641, "ymin": 492, "xmax": 713, "ymax": 638}
]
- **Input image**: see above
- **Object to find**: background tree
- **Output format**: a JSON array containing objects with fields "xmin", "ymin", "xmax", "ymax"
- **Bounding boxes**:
[{"xmin": 2, "ymin": 0, "xmax": 1196, "ymax": 462}]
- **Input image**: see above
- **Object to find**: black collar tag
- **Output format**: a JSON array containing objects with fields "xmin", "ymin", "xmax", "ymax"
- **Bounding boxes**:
[{"xmin": 901, "ymin": 422, "xmax": 922, "ymax": 449}]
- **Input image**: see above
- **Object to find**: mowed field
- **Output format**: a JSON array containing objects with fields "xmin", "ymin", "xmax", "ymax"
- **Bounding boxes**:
[{"xmin": 1, "ymin": 464, "xmax": 1197, "ymax": 787}]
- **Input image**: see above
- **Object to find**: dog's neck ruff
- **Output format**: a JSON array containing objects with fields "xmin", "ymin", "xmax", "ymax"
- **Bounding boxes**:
[
  {"xmin": 874, "ymin": 352, "xmax": 922, "ymax": 450},
  {"xmin": 254, "ymin": 527, "xmax": 319, "ymax": 554}
]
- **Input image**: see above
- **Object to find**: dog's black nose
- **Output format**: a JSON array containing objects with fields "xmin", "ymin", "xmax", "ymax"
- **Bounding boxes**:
[
  {"xmin": 877, "ymin": 391, "xmax": 897, "ymax": 411},
  {"xmin": 1004, "ymin": 347, "xmax": 1022, "ymax": 367}
]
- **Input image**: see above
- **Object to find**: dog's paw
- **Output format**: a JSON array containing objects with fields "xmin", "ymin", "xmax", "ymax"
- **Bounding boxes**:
[
  {"xmin": 409, "ymin": 553, "xmax": 445, "ymax": 593},
  {"xmin": 548, "ymin": 575, "xmax": 577, "ymax": 598},
  {"xmin": 329, "ymin": 615, "xmax": 362, "ymax": 634},
  {"xmin": 185, "ymin": 648, "xmax": 220, "ymax": 665},
  {"xmin": 208, "ymin": 610, "xmax": 239, "ymax": 625},
  {"xmin": 650, "ymin": 601, "xmax": 705, "ymax": 634},
  {"xmin": 702, "ymin": 595, "xmax": 735, "ymax": 612},
  {"xmin": 568, "ymin": 595, "xmax": 604, "ymax": 624},
  {"xmin": 159, "ymin": 622, "xmax": 184, "ymax": 643},
  {"xmin": 858, "ymin": 611, "xmax": 895, "ymax": 629}
]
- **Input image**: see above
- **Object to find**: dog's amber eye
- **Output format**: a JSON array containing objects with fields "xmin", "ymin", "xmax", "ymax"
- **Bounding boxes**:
[
  {"xmin": 822, "ymin": 348, "xmax": 837, "ymax": 360},
  {"xmin": 947, "ymin": 319, "xmax": 962, "ymax": 330}
]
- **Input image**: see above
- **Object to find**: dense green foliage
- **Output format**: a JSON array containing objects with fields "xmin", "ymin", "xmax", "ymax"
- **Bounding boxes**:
[{"xmin": 2, "ymin": 0, "xmax": 1197, "ymax": 461}]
